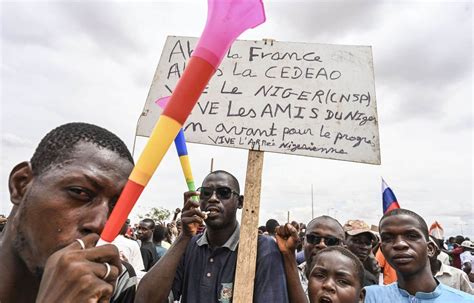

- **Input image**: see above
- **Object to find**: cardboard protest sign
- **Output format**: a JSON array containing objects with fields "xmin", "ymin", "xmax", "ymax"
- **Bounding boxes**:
[{"xmin": 138, "ymin": 36, "xmax": 380, "ymax": 165}]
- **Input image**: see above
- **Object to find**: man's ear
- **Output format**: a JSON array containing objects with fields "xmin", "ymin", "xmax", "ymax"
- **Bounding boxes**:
[
  {"xmin": 359, "ymin": 288, "xmax": 366, "ymax": 303},
  {"xmin": 237, "ymin": 195, "xmax": 244, "ymax": 209},
  {"xmin": 9, "ymin": 161, "xmax": 33, "ymax": 205},
  {"xmin": 427, "ymin": 241, "xmax": 437, "ymax": 259}
]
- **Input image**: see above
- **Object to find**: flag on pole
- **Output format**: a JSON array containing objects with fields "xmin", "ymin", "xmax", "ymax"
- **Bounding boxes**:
[
  {"xmin": 382, "ymin": 178, "xmax": 400, "ymax": 214},
  {"xmin": 429, "ymin": 221, "xmax": 444, "ymax": 240}
]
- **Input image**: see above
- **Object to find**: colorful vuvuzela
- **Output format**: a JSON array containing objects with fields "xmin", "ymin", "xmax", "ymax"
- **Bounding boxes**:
[
  {"xmin": 99, "ymin": 0, "xmax": 266, "ymax": 243},
  {"xmin": 156, "ymin": 96, "xmax": 198, "ymax": 199}
]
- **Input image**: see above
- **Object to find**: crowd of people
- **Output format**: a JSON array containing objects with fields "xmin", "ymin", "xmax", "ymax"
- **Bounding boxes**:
[{"xmin": 0, "ymin": 122, "xmax": 473, "ymax": 303}]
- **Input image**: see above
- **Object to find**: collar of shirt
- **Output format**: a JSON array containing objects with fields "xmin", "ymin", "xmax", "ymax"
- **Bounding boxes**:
[
  {"xmin": 435, "ymin": 263, "xmax": 453, "ymax": 277},
  {"xmin": 196, "ymin": 223, "xmax": 240, "ymax": 251},
  {"xmin": 395, "ymin": 279, "xmax": 442, "ymax": 299}
]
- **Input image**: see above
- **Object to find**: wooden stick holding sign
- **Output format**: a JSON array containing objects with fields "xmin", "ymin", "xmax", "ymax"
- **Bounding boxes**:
[
  {"xmin": 234, "ymin": 40, "xmax": 272, "ymax": 302},
  {"xmin": 233, "ymin": 150, "xmax": 264, "ymax": 303},
  {"xmin": 139, "ymin": 34, "xmax": 380, "ymax": 302}
]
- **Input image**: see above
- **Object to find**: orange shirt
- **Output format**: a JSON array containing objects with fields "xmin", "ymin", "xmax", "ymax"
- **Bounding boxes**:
[{"xmin": 376, "ymin": 248, "xmax": 398, "ymax": 285}]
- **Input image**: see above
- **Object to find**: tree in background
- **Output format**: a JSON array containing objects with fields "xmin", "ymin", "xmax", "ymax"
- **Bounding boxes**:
[{"xmin": 138, "ymin": 207, "xmax": 171, "ymax": 224}]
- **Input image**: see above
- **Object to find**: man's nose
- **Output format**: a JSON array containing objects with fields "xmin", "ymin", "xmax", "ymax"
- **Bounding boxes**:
[
  {"xmin": 315, "ymin": 237, "xmax": 327, "ymax": 249},
  {"xmin": 80, "ymin": 200, "xmax": 109, "ymax": 235},
  {"xmin": 393, "ymin": 235, "xmax": 410, "ymax": 250},
  {"xmin": 207, "ymin": 190, "xmax": 219, "ymax": 203}
]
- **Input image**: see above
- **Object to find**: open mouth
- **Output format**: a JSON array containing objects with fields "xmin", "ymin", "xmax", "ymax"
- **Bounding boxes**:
[
  {"xmin": 203, "ymin": 207, "xmax": 220, "ymax": 218},
  {"xmin": 318, "ymin": 295, "xmax": 332, "ymax": 303}
]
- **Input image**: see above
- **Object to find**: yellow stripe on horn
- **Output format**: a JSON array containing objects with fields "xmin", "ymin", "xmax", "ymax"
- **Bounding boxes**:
[
  {"xmin": 179, "ymin": 155, "xmax": 194, "ymax": 182},
  {"xmin": 130, "ymin": 115, "xmax": 182, "ymax": 186}
]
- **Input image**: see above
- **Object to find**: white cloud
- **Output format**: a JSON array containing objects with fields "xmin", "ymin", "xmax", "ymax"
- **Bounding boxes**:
[{"xmin": 1, "ymin": 0, "xmax": 472, "ymax": 238}]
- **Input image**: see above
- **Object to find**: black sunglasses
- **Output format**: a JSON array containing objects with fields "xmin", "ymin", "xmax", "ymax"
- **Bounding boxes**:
[
  {"xmin": 306, "ymin": 234, "xmax": 341, "ymax": 246},
  {"xmin": 197, "ymin": 186, "xmax": 239, "ymax": 200}
]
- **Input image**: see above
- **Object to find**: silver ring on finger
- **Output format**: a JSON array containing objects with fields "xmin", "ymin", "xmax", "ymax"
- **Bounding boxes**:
[
  {"xmin": 102, "ymin": 262, "xmax": 111, "ymax": 280},
  {"xmin": 75, "ymin": 238, "xmax": 86, "ymax": 250}
]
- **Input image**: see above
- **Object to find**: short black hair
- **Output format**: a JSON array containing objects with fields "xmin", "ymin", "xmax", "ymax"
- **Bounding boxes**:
[
  {"xmin": 140, "ymin": 218, "xmax": 155, "ymax": 229},
  {"xmin": 153, "ymin": 224, "xmax": 168, "ymax": 243},
  {"xmin": 380, "ymin": 208, "xmax": 429, "ymax": 240},
  {"xmin": 30, "ymin": 122, "xmax": 134, "ymax": 176},
  {"xmin": 455, "ymin": 235, "xmax": 465, "ymax": 244},
  {"xmin": 312, "ymin": 246, "xmax": 365, "ymax": 288},
  {"xmin": 265, "ymin": 219, "xmax": 280, "ymax": 234},
  {"xmin": 306, "ymin": 215, "xmax": 344, "ymax": 238},
  {"xmin": 206, "ymin": 170, "xmax": 240, "ymax": 193}
]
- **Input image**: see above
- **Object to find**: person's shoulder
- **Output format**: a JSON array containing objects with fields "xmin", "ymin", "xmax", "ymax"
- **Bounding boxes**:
[
  {"xmin": 257, "ymin": 234, "xmax": 277, "ymax": 244},
  {"xmin": 442, "ymin": 263, "xmax": 466, "ymax": 275},
  {"xmin": 122, "ymin": 237, "xmax": 140, "ymax": 249},
  {"xmin": 111, "ymin": 261, "xmax": 137, "ymax": 303},
  {"xmin": 365, "ymin": 283, "xmax": 396, "ymax": 292},
  {"xmin": 364, "ymin": 283, "xmax": 399, "ymax": 300},
  {"xmin": 439, "ymin": 283, "xmax": 474, "ymax": 300},
  {"xmin": 256, "ymin": 234, "xmax": 279, "ymax": 252},
  {"xmin": 182, "ymin": 234, "xmax": 204, "ymax": 255}
]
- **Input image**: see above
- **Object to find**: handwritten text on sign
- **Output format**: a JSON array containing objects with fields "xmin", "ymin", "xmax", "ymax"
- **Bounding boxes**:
[{"xmin": 137, "ymin": 36, "xmax": 380, "ymax": 165}]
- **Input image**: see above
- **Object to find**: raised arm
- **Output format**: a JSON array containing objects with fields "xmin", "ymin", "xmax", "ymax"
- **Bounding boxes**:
[
  {"xmin": 171, "ymin": 208, "xmax": 181, "ymax": 222},
  {"xmin": 276, "ymin": 223, "xmax": 308, "ymax": 303},
  {"xmin": 135, "ymin": 192, "xmax": 203, "ymax": 303}
]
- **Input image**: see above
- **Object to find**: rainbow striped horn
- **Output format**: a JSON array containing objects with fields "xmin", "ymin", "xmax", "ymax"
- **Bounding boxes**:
[{"xmin": 99, "ymin": 0, "xmax": 266, "ymax": 243}]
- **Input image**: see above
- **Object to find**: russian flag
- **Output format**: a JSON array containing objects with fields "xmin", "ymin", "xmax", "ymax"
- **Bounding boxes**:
[{"xmin": 382, "ymin": 178, "xmax": 400, "ymax": 214}]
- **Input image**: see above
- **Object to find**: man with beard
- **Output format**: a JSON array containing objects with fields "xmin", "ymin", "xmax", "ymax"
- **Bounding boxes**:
[
  {"xmin": 0, "ymin": 122, "xmax": 136, "ymax": 302},
  {"xmin": 136, "ymin": 170, "xmax": 289, "ymax": 303}
]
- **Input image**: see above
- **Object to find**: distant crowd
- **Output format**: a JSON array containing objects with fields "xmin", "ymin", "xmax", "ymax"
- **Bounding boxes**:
[{"xmin": 0, "ymin": 122, "xmax": 473, "ymax": 303}]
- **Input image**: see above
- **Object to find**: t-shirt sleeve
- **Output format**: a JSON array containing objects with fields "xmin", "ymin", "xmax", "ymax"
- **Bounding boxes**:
[
  {"xmin": 140, "ymin": 247, "xmax": 152, "ymax": 271},
  {"xmin": 253, "ymin": 236, "xmax": 289, "ymax": 303}
]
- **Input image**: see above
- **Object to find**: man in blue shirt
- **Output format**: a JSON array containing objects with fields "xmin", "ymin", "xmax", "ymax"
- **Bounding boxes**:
[
  {"xmin": 365, "ymin": 208, "xmax": 474, "ymax": 302},
  {"xmin": 137, "ymin": 170, "xmax": 289, "ymax": 303}
]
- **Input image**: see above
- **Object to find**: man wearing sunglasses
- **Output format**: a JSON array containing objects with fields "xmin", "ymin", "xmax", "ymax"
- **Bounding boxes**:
[
  {"xmin": 137, "ymin": 170, "xmax": 289, "ymax": 303},
  {"xmin": 276, "ymin": 215, "xmax": 345, "ymax": 302}
]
